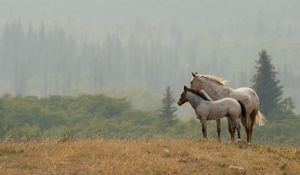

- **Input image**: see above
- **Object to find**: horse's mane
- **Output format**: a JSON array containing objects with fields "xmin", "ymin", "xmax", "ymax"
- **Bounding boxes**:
[
  {"xmin": 186, "ymin": 88, "xmax": 211, "ymax": 101},
  {"xmin": 201, "ymin": 75, "xmax": 227, "ymax": 85}
]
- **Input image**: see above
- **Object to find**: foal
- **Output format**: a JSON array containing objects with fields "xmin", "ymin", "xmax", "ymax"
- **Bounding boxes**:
[{"xmin": 177, "ymin": 86, "xmax": 246, "ymax": 141}]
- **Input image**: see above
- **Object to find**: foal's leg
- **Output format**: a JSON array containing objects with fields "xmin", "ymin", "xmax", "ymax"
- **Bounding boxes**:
[
  {"xmin": 216, "ymin": 119, "xmax": 221, "ymax": 142},
  {"xmin": 227, "ymin": 119, "xmax": 234, "ymax": 141},
  {"xmin": 231, "ymin": 123, "xmax": 236, "ymax": 142},
  {"xmin": 200, "ymin": 120, "xmax": 208, "ymax": 138},
  {"xmin": 235, "ymin": 119, "xmax": 241, "ymax": 140}
]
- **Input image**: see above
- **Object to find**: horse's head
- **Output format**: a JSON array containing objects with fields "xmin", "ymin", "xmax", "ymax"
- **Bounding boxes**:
[
  {"xmin": 189, "ymin": 72, "xmax": 204, "ymax": 92},
  {"xmin": 190, "ymin": 72, "xmax": 226, "ymax": 92},
  {"xmin": 177, "ymin": 86, "xmax": 188, "ymax": 106}
]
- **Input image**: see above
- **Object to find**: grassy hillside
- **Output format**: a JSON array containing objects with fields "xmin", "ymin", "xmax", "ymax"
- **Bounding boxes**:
[{"xmin": 0, "ymin": 139, "xmax": 299, "ymax": 175}]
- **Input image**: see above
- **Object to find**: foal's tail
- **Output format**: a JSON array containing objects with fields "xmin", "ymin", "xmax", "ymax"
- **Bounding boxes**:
[
  {"xmin": 237, "ymin": 100, "xmax": 246, "ymax": 118},
  {"xmin": 256, "ymin": 111, "xmax": 266, "ymax": 126}
]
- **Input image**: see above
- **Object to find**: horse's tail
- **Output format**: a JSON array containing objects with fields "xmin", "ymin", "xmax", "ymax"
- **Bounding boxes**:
[
  {"xmin": 255, "ymin": 110, "xmax": 266, "ymax": 126},
  {"xmin": 237, "ymin": 100, "xmax": 246, "ymax": 118}
]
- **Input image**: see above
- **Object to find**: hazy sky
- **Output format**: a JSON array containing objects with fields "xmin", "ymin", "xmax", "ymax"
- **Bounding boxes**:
[
  {"xmin": 1, "ymin": 0, "xmax": 299, "ymax": 37},
  {"xmin": 0, "ymin": 0, "xmax": 300, "ymax": 111}
]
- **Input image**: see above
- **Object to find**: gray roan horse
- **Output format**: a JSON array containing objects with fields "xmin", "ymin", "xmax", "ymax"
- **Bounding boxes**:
[
  {"xmin": 177, "ymin": 86, "xmax": 246, "ymax": 141},
  {"xmin": 189, "ymin": 72, "xmax": 266, "ymax": 143}
]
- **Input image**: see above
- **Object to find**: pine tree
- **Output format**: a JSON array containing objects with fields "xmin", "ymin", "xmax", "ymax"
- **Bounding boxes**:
[
  {"xmin": 160, "ymin": 86, "xmax": 177, "ymax": 126},
  {"xmin": 252, "ymin": 50, "xmax": 283, "ymax": 116}
]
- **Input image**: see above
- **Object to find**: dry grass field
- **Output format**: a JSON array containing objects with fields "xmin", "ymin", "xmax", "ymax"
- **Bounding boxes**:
[{"xmin": 0, "ymin": 138, "xmax": 299, "ymax": 175}]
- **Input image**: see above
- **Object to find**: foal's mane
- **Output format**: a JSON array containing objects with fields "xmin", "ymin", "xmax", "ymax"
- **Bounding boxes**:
[
  {"xmin": 186, "ymin": 88, "xmax": 211, "ymax": 101},
  {"xmin": 201, "ymin": 75, "xmax": 227, "ymax": 85}
]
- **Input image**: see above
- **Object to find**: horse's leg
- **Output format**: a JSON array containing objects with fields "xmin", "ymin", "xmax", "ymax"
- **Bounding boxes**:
[
  {"xmin": 247, "ymin": 113, "xmax": 257, "ymax": 143},
  {"xmin": 249, "ymin": 119, "xmax": 254, "ymax": 143},
  {"xmin": 200, "ymin": 120, "xmax": 207, "ymax": 138},
  {"xmin": 241, "ymin": 116, "xmax": 250, "ymax": 142},
  {"xmin": 216, "ymin": 119, "xmax": 221, "ymax": 142},
  {"xmin": 249, "ymin": 112, "xmax": 257, "ymax": 143}
]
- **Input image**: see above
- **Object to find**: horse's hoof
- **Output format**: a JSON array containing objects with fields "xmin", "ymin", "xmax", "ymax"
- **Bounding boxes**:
[
  {"xmin": 235, "ymin": 140, "xmax": 251, "ymax": 149},
  {"xmin": 200, "ymin": 138, "xmax": 208, "ymax": 142}
]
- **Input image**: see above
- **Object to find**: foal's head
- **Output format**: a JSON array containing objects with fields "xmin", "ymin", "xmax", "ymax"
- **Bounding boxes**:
[
  {"xmin": 178, "ymin": 86, "xmax": 211, "ymax": 106},
  {"xmin": 177, "ymin": 86, "xmax": 188, "ymax": 106}
]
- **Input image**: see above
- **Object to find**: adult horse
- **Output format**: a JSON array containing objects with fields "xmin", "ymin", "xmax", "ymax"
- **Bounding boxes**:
[
  {"xmin": 177, "ymin": 86, "xmax": 246, "ymax": 141},
  {"xmin": 189, "ymin": 72, "xmax": 265, "ymax": 143}
]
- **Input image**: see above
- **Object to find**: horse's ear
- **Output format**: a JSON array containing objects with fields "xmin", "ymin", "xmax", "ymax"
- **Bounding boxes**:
[{"xmin": 191, "ymin": 72, "xmax": 197, "ymax": 77}]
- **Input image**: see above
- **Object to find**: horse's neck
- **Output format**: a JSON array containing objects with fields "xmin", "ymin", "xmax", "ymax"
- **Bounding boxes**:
[
  {"xmin": 202, "ymin": 81, "xmax": 231, "ymax": 100},
  {"xmin": 186, "ymin": 91, "xmax": 203, "ymax": 109}
]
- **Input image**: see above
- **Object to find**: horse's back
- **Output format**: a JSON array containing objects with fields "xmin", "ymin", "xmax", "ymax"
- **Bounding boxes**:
[
  {"xmin": 231, "ymin": 87, "xmax": 259, "ymax": 112},
  {"xmin": 235, "ymin": 87, "xmax": 258, "ymax": 99}
]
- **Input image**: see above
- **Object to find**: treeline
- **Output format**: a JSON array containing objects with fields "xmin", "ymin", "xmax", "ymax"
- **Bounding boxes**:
[
  {"xmin": 0, "ymin": 93, "xmax": 199, "ymax": 139},
  {"xmin": 0, "ymin": 21, "xmax": 185, "ymax": 95},
  {"xmin": 0, "ymin": 93, "xmax": 299, "ymax": 146},
  {"xmin": 1, "ymin": 21, "xmax": 298, "ymax": 97}
]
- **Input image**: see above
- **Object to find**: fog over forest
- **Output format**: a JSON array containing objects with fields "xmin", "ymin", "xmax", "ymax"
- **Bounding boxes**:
[{"xmin": 0, "ymin": 0, "xmax": 300, "ymax": 111}]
